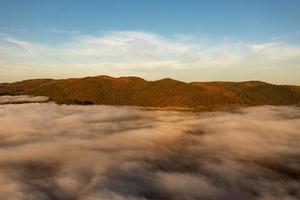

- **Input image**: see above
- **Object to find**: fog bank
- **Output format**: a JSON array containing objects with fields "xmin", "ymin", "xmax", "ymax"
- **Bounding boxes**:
[
  {"xmin": 0, "ymin": 102, "xmax": 299, "ymax": 200},
  {"xmin": 0, "ymin": 95, "xmax": 49, "ymax": 104}
]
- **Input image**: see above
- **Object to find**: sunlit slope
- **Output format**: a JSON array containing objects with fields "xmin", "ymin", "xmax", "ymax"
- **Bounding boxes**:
[
  {"xmin": 192, "ymin": 81, "xmax": 300, "ymax": 105},
  {"xmin": 1, "ymin": 76, "xmax": 300, "ymax": 107}
]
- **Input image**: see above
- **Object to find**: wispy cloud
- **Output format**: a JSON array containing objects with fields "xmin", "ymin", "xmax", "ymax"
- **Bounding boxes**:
[
  {"xmin": 3, "ymin": 37, "xmax": 45, "ymax": 55},
  {"xmin": 0, "ymin": 31, "xmax": 300, "ymax": 83}
]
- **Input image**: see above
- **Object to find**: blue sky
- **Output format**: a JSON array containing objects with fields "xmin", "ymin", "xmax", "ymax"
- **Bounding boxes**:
[{"xmin": 0, "ymin": 0, "xmax": 300, "ymax": 84}]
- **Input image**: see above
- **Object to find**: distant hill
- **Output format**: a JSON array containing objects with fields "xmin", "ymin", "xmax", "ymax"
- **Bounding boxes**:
[{"xmin": 1, "ymin": 75, "xmax": 300, "ymax": 109}]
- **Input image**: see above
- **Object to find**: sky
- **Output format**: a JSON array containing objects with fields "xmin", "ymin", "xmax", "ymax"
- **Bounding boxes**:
[{"xmin": 0, "ymin": 0, "xmax": 300, "ymax": 84}]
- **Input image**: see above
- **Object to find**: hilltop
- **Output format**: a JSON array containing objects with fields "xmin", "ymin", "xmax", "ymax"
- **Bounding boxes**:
[{"xmin": 1, "ymin": 75, "xmax": 300, "ymax": 109}]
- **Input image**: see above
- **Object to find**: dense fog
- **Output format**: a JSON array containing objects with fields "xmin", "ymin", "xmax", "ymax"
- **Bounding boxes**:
[{"xmin": 0, "ymin": 98, "xmax": 299, "ymax": 200}]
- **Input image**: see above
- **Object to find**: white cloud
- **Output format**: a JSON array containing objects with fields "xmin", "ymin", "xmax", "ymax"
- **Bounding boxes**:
[{"xmin": 0, "ymin": 31, "xmax": 300, "ymax": 84}]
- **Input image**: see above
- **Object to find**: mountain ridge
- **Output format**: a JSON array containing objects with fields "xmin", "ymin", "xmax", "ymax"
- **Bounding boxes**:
[{"xmin": 1, "ymin": 75, "xmax": 300, "ymax": 108}]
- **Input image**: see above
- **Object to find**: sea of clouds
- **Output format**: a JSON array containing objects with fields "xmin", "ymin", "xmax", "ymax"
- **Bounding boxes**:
[{"xmin": 0, "ymin": 98, "xmax": 299, "ymax": 200}]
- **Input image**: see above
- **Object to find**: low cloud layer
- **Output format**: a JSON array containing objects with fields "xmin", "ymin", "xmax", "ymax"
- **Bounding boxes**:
[
  {"xmin": 0, "ymin": 102, "xmax": 299, "ymax": 199},
  {"xmin": 0, "ymin": 95, "xmax": 49, "ymax": 104}
]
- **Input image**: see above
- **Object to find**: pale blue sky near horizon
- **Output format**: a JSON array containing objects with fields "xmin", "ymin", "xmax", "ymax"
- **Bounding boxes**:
[{"xmin": 0, "ymin": 0, "xmax": 300, "ymax": 84}]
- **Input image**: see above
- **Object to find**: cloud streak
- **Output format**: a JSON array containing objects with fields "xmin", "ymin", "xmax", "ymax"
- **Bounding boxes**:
[
  {"xmin": 0, "ymin": 100, "xmax": 299, "ymax": 199},
  {"xmin": 0, "ymin": 31, "xmax": 300, "ymax": 84},
  {"xmin": 0, "ymin": 95, "xmax": 49, "ymax": 104}
]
